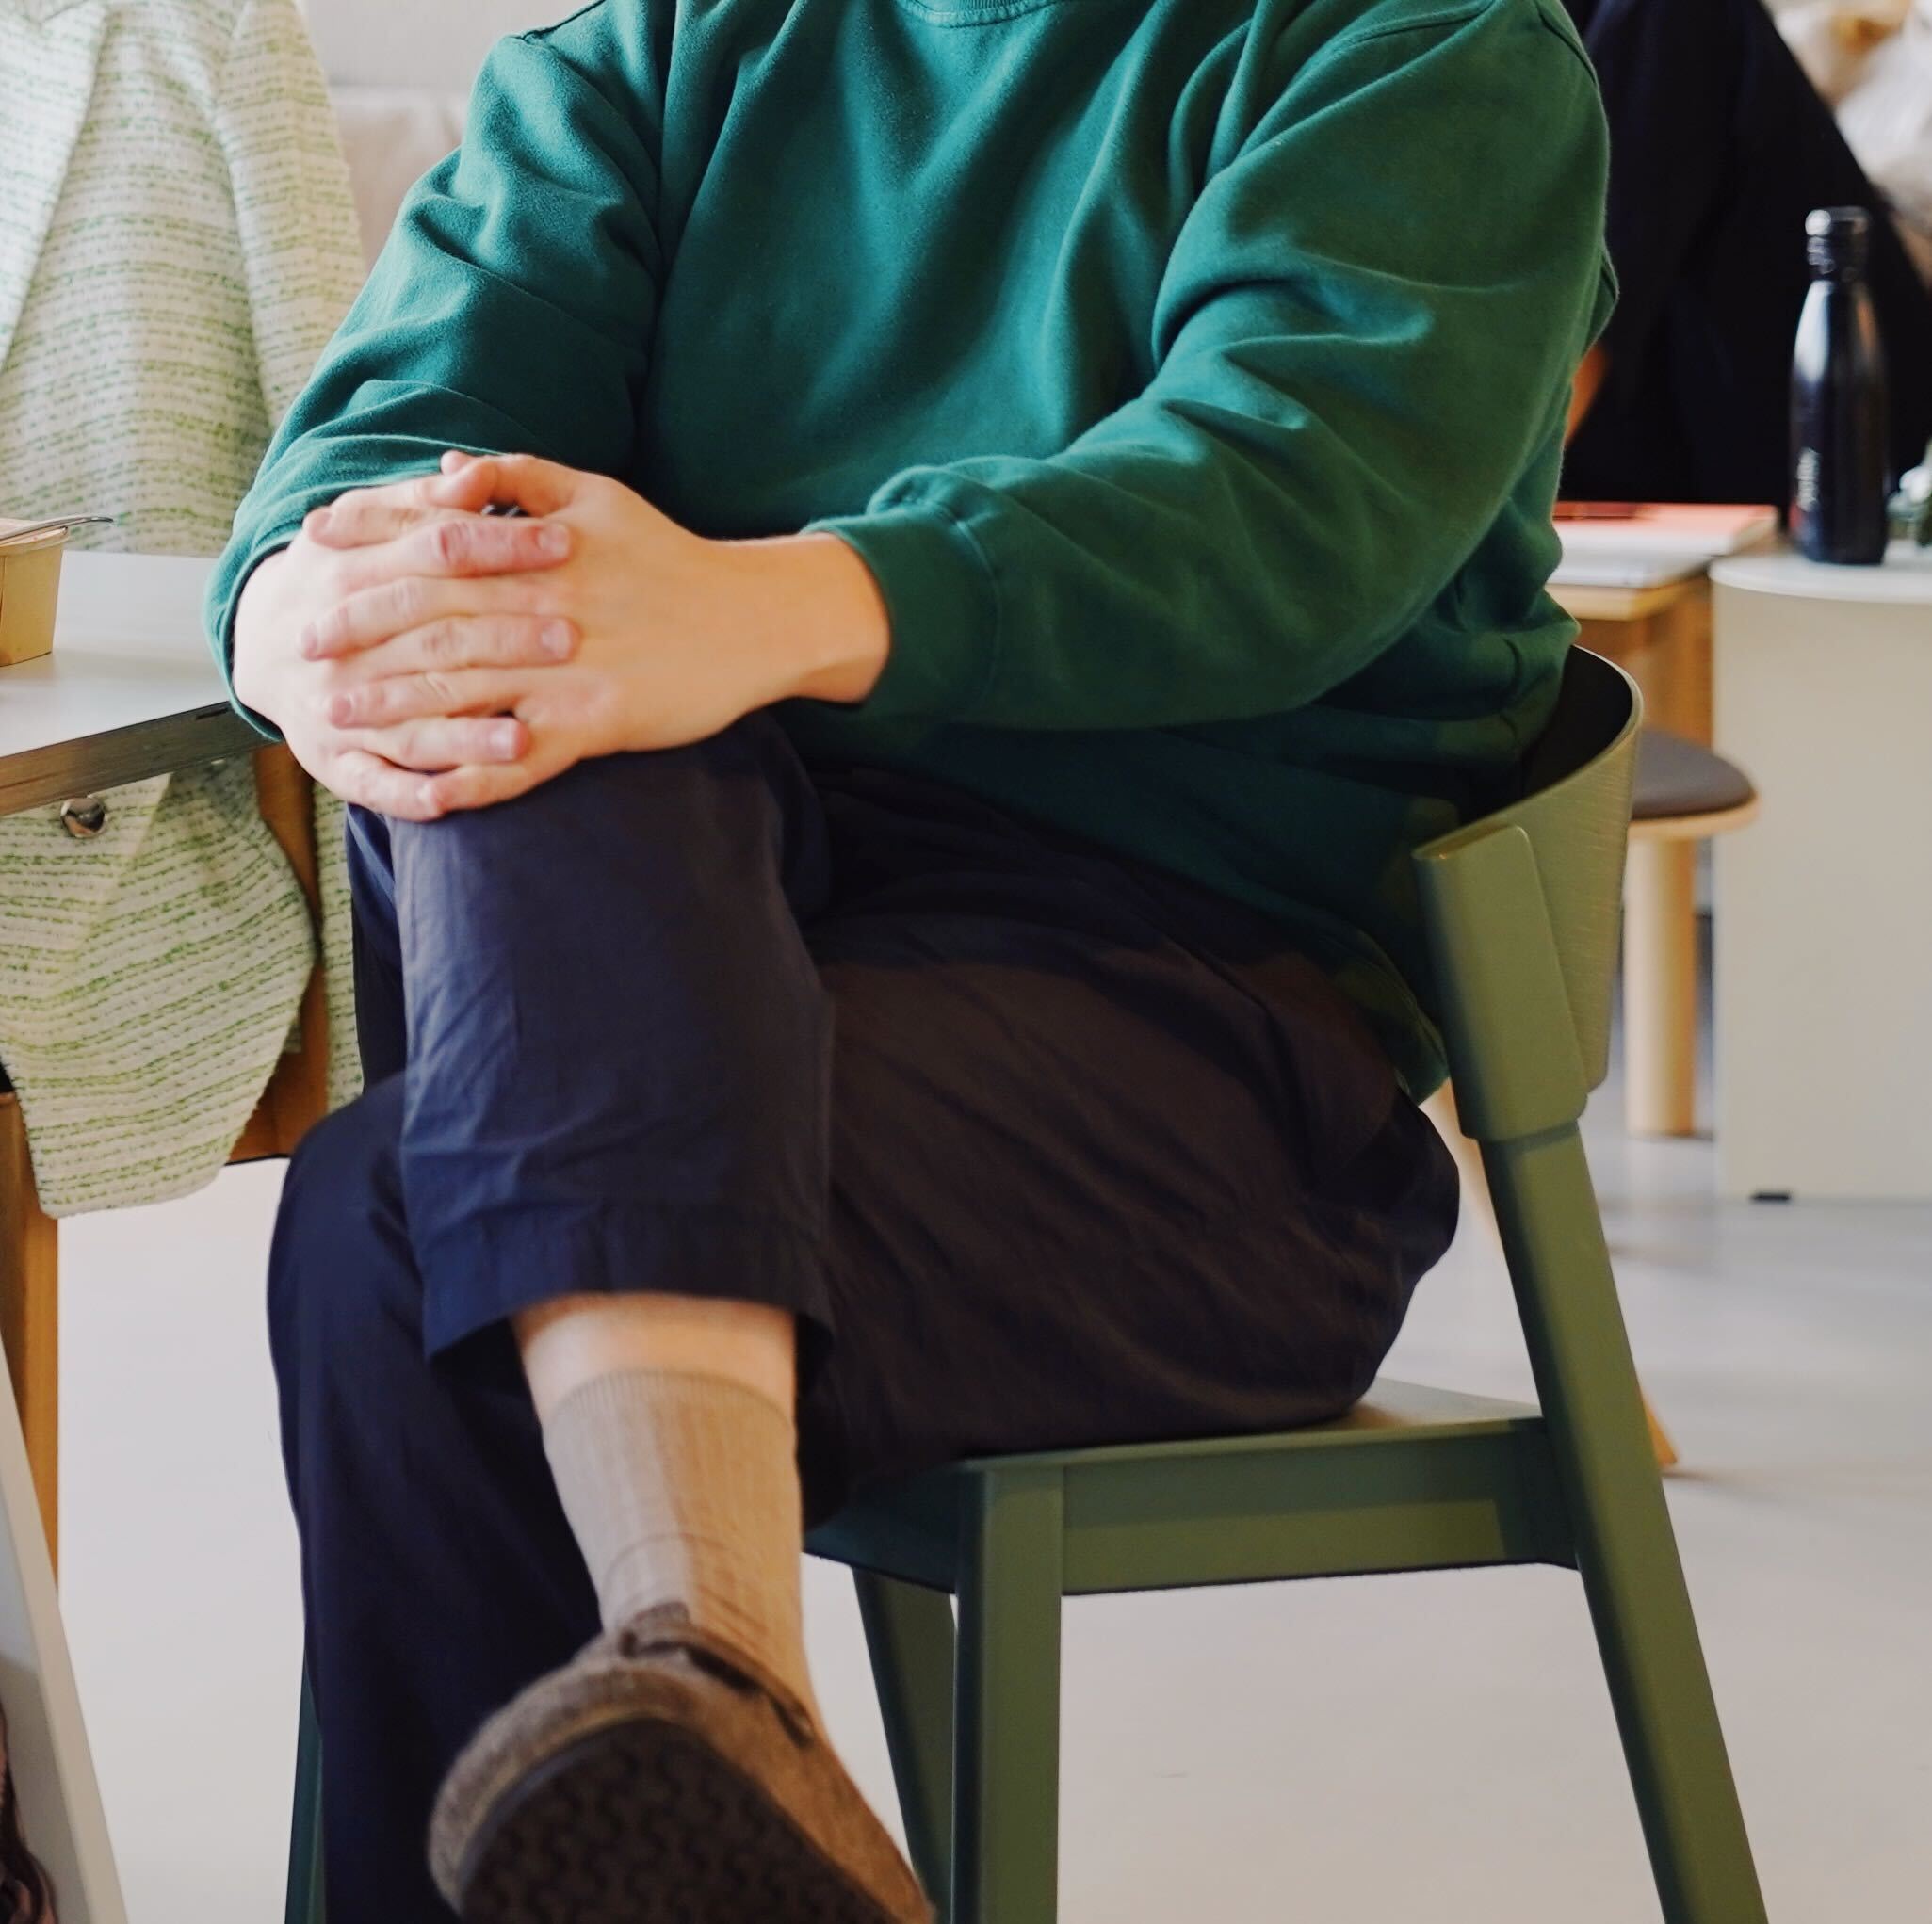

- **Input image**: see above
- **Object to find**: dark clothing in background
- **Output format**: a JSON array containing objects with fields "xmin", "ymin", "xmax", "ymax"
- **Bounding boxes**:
[
  {"xmin": 1564, "ymin": 0, "xmax": 1932, "ymax": 506},
  {"xmin": 272, "ymin": 726, "xmax": 1457, "ymax": 1920}
]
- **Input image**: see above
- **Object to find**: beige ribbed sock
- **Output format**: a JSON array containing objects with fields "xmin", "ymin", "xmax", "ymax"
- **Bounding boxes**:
[{"xmin": 539, "ymin": 1369, "xmax": 816, "ymax": 1720}]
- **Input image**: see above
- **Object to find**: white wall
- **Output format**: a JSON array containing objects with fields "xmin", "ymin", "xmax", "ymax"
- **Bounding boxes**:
[{"xmin": 303, "ymin": 0, "xmax": 581, "ymax": 89}]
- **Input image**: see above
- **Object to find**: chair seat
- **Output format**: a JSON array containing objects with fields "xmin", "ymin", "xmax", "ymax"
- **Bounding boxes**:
[
  {"xmin": 806, "ymin": 1380, "xmax": 1574, "ymax": 1598},
  {"xmin": 1632, "ymin": 728, "xmax": 1756, "ymax": 824},
  {"xmin": 959, "ymin": 1378, "xmax": 1538, "ymax": 1466}
]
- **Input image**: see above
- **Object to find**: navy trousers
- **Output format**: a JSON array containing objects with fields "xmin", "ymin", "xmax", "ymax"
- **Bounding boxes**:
[{"xmin": 269, "ymin": 718, "xmax": 1456, "ymax": 1919}]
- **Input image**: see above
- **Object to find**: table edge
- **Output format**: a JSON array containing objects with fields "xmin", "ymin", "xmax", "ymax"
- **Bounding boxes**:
[{"xmin": 0, "ymin": 705, "xmax": 262, "ymax": 817}]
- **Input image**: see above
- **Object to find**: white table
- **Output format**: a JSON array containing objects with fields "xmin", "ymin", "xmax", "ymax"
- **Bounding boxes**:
[
  {"xmin": 0, "ymin": 550, "xmax": 234, "ymax": 1924},
  {"xmin": 1712, "ymin": 542, "xmax": 1932, "ymax": 1200},
  {"xmin": 0, "ymin": 552, "xmax": 237, "ymax": 815}
]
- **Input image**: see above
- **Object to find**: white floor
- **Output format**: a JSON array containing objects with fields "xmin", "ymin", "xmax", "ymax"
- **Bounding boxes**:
[{"xmin": 52, "ymin": 1066, "xmax": 1932, "ymax": 1921}]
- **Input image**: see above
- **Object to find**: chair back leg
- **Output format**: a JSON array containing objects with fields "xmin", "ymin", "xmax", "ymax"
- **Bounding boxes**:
[
  {"xmin": 286, "ymin": 1668, "xmax": 325, "ymax": 1924},
  {"xmin": 954, "ymin": 1468, "xmax": 1064, "ymax": 1924},
  {"xmin": 1426, "ymin": 1082, "xmax": 1680, "ymax": 1470},
  {"xmin": 1486, "ymin": 1124, "xmax": 1766, "ymax": 1923},
  {"xmin": 855, "ymin": 1569, "xmax": 958, "ymax": 1914}
]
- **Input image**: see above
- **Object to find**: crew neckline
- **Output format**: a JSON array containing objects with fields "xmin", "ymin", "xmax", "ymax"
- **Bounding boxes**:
[{"xmin": 893, "ymin": 0, "xmax": 1121, "ymax": 27}]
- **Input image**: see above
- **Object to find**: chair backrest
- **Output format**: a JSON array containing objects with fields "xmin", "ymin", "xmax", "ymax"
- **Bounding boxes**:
[{"xmin": 1412, "ymin": 650, "xmax": 1640, "ymax": 1140}]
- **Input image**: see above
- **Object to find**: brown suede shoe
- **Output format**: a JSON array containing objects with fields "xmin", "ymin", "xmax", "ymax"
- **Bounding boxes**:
[{"xmin": 428, "ymin": 1605, "xmax": 932, "ymax": 1923}]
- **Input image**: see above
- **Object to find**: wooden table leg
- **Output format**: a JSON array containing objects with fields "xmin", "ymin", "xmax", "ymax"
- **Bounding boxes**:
[
  {"xmin": 0, "ymin": 1091, "xmax": 57, "ymax": 1568},
  {"xmin": 240, "ymin": 748, "xmax": 332, "ymax": 1159},
  {"xmin": 1623, "ymin": 836, "xmax": 1700, "ymax": 1138},
  {"xmin": 1576, "ymin": 588, "xmax": 1713, "ymax": 748},
  {"xmin": 1578, "ymin": 592, "xmax": 1713, "ymax": 1147}
]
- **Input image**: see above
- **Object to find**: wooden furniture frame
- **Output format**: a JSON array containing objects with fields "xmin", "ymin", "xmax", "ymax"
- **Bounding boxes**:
[{"xmin": 0, "ymin": 747, "xmax": 329, "ymax": 1569}]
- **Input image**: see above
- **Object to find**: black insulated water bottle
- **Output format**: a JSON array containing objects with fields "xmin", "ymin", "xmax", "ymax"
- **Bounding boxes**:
[{"xmin": 1791, "ymin": 206, "xmax": 1891, "ymax": 566}]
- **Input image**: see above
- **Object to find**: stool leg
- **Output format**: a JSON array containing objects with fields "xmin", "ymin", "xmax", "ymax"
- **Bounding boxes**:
[
  {"xmin": 1646, "ymin": 1399, "xmax": 1681, "ymax": 1472},
  {"xmin": 855, "ymin": 1569, "xmax": 957, "ymax": 1916},
  {"xmin": 1623, "ymin": 838, "xmax": 1700, "ymax": 1137},
  {"xmin": 954, "ymin": 1469, "xmax": 1063, "ymax": 1924}
]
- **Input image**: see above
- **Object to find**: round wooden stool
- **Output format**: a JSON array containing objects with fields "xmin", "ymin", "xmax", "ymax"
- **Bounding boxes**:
[{"xmin": 1623, "ymin": 729, "xmax": 1759, "ymax": 1137}]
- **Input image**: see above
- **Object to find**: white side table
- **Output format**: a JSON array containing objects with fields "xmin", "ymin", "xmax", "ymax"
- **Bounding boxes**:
[{"xmin": 1711, "ymin": 542, "xmax": 1932, "ymax": 1200}]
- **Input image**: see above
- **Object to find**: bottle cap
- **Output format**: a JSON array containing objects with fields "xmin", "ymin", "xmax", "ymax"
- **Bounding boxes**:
[{"xmin": 1807, "ymin": 205, "xmax": 1871, "ymax": 273}]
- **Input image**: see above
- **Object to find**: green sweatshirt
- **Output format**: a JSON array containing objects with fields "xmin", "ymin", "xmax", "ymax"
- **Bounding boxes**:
[{"xmin": 208, "ymin": 0, "xmax": 1613, "ymax": 1096}]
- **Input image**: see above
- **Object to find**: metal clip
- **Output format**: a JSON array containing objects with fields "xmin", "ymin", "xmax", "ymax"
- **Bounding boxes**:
[{"xmin": 58, "ymin": 796, "xmax": 108, "ymax": 839}]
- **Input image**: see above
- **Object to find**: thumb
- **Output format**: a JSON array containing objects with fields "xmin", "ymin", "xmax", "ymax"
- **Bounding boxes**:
[{"xmin": 429, "ymin": 451, "xmax": 580, "ymax": 518}]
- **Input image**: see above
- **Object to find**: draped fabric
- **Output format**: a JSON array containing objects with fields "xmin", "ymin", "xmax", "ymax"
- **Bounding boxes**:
[{"xmin": 0, "ymin": 0, "xmax": 365, "ymax": 1212}]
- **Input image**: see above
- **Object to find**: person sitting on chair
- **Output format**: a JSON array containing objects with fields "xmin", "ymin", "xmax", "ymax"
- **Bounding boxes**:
[{"xmin": 211, "ymin": 0, "xmax": 1613, "ymax": 1916}]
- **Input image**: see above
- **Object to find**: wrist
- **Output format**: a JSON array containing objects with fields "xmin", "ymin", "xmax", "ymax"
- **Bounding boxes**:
[
  {"xmin": 722, "ymin": 532, "xmax": 891, "ymax": 707},
  {"xmin": 230, "ymin": 547, "xmax": 292, "ymax": 714}
]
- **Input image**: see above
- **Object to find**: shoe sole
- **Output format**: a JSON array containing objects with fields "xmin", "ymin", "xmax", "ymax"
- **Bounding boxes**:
[{"xmin": 454, "ymin": 1711, "xmax": 904, "ymax": 1924}]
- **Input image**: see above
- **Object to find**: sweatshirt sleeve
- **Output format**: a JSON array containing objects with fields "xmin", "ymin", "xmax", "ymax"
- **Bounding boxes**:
[
  {"xmin": 204, "ymin": 25, "xmax": 662, "ymax": 695},
  {"xmin": 811, "ymin": 0, "xmax": 1613, "ymax": 733}
]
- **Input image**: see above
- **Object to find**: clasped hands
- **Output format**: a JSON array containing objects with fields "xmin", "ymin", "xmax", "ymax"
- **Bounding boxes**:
[{"xmin": 232, "ymin": 452, "xmax": 890, "ymax": 820}]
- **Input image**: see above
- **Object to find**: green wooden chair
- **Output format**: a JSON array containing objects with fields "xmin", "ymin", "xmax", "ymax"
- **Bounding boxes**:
[{"xmin": 286, "ymin": 649, "xmax": 1766, "ymax": 1924}]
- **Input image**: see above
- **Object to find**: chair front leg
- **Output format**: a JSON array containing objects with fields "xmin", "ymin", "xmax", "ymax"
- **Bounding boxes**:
[
  {"xmin": 953, "ymin": 1468, "xmax": 1064, "ymax": 1924},
  {"xmin": 855, "ymin": 1569, "xmax": 958, "ymax": 1915}
]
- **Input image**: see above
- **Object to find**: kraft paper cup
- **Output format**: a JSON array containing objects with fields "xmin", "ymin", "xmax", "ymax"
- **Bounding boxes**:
[{"xmin": 0, "ymin": 524, "xmax": 68, "ymax": 666}]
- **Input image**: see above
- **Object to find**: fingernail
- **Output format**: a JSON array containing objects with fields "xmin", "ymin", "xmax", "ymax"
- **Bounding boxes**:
[
  {"xmin": 541, "ymin": 621, "xmax": 573, "ymax": 657},
  {"xmin": 304, "ymin": 508, "xmax": 333, "ymax": 536},
  {"xmin": 327, "ymin": 693, "xmax": 355, "ymax": 726},
  {"xmin": 417, "ymin": 784, "xmax": 443, "ymax": 817},
  {"xmin": 534, "ymin": 525, "xmax": 569, "ymax": 557},
  {"xmin": 489, "ymin": 722, "xmax": 519, "ymax": 756},
  {"xmin": 299, "ymin": 626, "xmax": 324, "ymax": 659}
]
